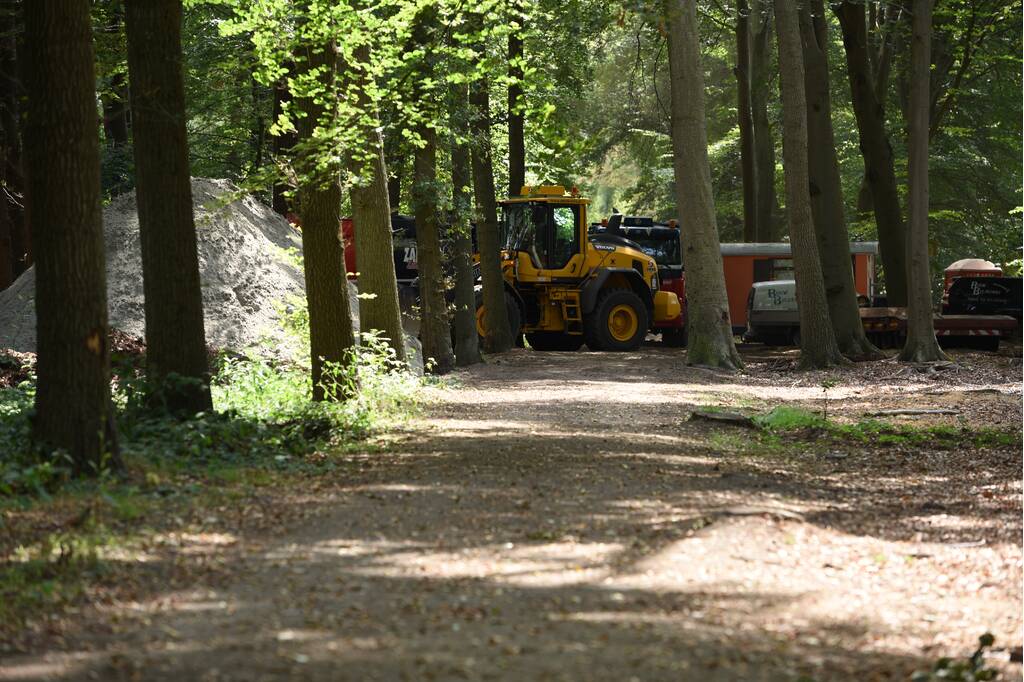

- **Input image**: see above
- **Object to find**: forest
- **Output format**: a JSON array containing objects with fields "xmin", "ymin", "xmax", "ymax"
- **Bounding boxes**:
[{"xmin": 0, "ymin": 0, "xmax": 1021, "ymax": 680}]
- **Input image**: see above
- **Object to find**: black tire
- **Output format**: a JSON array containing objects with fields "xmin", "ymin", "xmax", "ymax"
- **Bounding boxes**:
[
  {"xmin": 526, "ymin": 332, "xmax": 585, "ymax": 351},
  {"xmin": 584, "ymin": 289, "xmax": 649, "ymax": 352},
  {"xmin": 474, "ymin": 289, "xmax": 521, "ymax": 348},
  {"xmin": 662, "ymin": 327, "xmax": 688, "ymax": 347}
]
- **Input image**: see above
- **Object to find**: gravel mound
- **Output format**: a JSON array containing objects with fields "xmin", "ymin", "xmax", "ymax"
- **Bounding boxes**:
[{"xmin": 0, "ymin": 179, "xmax": 359, "ymax": 360}]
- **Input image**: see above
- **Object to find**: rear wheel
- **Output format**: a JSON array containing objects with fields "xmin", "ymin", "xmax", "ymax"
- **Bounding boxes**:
[
  {"xmin": 526, "ymin": 332, "xmax": 585, "ymax": 351},
  {"xmin": 584, "ymin": 289, "xmax": 648, "ymax": 351},
  {"xmin": 475, "ymin": 290, "xmax": 522, "ymax": 349}
]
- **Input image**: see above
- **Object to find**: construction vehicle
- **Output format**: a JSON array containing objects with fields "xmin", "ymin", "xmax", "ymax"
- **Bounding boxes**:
[{"xmin": 476, "ymin": 185, "xmax": 681, "ymax": 351}]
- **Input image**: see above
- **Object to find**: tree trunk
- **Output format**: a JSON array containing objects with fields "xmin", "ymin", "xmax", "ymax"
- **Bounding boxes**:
[
  {"xmin": 664, "ymin": 0, "xmax": 742, "ymax": 370},
  {"xmin": 800, "ymin": 0, "xmax": 880, "ymax": 360},
  {"xmin": 413, "ymin": 125, "xmax": 455, "ymax": 374},
  {"xmin": 383, "ymin": 131, "xmax": 402, "ymax": 211},
  {"xmin": 409, "ymin": 10, "xmax": 453, "ymax": 373},
  {"xmin": 349, "ymin": 139, "xmax": 407, "ymax": 363},
  {"xmin": 0, "ymin": 0, "xmax": 25, "ymax": 285},
  {"xmin": 736, "ymin": 0, "xmax": 757, "ymax": 243},
  {"xmin": 469, "ymin": 15, "xmax": 512, "ymax": 354},
  {"xmin": 271, "ymin": 64, "xmax": 297, "ymax": 217},
  {"xmin": 450, "ymin": 83, "xmax": 482, "ymax": 367},
  {"xmin": 773, "ymin": 0, "xmax": 844, "ymax": 369},
  {"xmin": 24, "ymin": 0, "xmax": 121, "ymax": 473},
  {"xmin": 899, "ymin": 0, "xmax": 946, "ymax": 363},
  {"xmin": 507, "ymin": 1, "xmax": 525, "ymax": 196},
  {"xmin": 749, "ymin": 0, "xmax": 776, "ymax": 241},
  {"xmin": 835, "ymin": 1, "xmax": 908, "ymax": 306},
  {"xmin": 297, "ymin": 43, "xmax": 355, "ymax": 401},
  {"xmin": 100, "ymin": 1, "xmax": 129, "ymax": 149},
  {"xmin": 125, "ymin": 0, "xmax": 212, "ymax": 415},
  {"xmin": 347, "ymin": 47, "xmax": 407, "ymax": 365}
]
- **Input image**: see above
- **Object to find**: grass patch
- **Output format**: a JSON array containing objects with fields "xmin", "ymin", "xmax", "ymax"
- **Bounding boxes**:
[{"xmin": 751, "ymin": 406, "xmax": 1020, "ymax": 448}]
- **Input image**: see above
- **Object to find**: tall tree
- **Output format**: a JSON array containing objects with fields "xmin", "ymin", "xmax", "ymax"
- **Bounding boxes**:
[
  {"xmin": 125, "ymin": 0, "xmax": 212, "ymax": 415},
  {"xmin": 270, "ymin": 64, "xmax": 297, "ymax": 217},
  {"xmin": 450, "ymin": 83, "xmax": 482, "ymax": 367},
  {"xmin": 468, "ymin": 13, "xmax": 512, "ymax": 353},
  {"xmin": 296, "ymin": 41, "xmax": 355, "ymax": 401},
  {"xmin": 348, "ymin": 48, "xmax": 407, "ymax": 365},
  {"xmin": 24, "ymin": 0, "xmax": 121, "ymax": 472},
  {"xmin": 836, "ymin": 1, "xmax": 908, "ymax": 306},
  {"xmin": 800, "ymin": 0, "xmax": 880, "ymax": 360},
  {"xmin": 774, "ymin": 0, "xmax": 844, "ymax": 369},
  {"xmin": 508, "ymin": 0, "xmax": 526, "ymax": 195},
  {"xmin": 411, "ymin": 9, "xmax": 454, "ymax": 374},
  {"xmin": 736, "ymin": 0, "xmax": 757, "ymax": 242},
  {"xmin": 749, "ymin": 0, "xmax": 776, "ymax": 241},
  {"xmin": 0, "ymin": 0, "xmax": 22, "ymax": 289},
  {"xmin": 99, "ymin": 1, "xmax": 129, "ymax": 149},
  {"xmin": 664, "ymin": 0, "xmax": 742, "ymax": 370},
  {"xmin": 900, "ymin": 0, "xmax": 947, "ymax": 363}
]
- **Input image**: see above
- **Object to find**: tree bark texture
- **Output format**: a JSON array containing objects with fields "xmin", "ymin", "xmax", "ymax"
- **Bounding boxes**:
[
  {"xmin": 24, "ymin": 0, "xmax": 121, "ymax": 472},
  {"xmin": 347, "ymin": 46, "xmax": 407, "ymax": 365},
  {"xmin": 736, "ymin": 0, "xmax": 757, "ymax": 243},
  {"xmin": 800, "ymin": 1, "xmax": 879, "ymax": 359},
  {"xmin": 413, "ymin": 125, "xmax": 455, "ymax": 374},
  {"xmin": 773, "ymin": 0, "xmax": 844, "ymax": 369},
  {"xmin": 899, "ymin": 0, "xmax": 946, "ymax": 362},
  {"xmin": 0, "ymin": 0, "xmax": 25, "ymax": 287},
  {"xmin": 468, "ymin": 18, "xmax": 512, "ymax": 354},
  {"xmin": 125, "ymin": 0, "xmax": 212, "ymax": 415},
  {"xmin": 297, "ymin": 43, "xmax": 355, "ymax": 401},
  {"xmin": 664, "ymin": 0, "xmax": 742, "ymax": 370},
  {"xmin": 271, "ymin": 64, "xmax": 297, "ymax": 217},
  {"xmin": 507, "ymin": 1, "xmax": 525, "ymax": 196},
  {"xmin": 383, "ymin": 129, "xmax": 402, "ymax": 211},
  {"xmin": 749, "ymin": 0, "xmax": 776, "ymax": 241},
  {"xmin": 449, "ymin": 83, "xmax": 482, "ymax": 366},
  {"xmin": 100, "ymin": 1, "xmax": 129, "ymax": 149},
  {"xmin": 350, "ymin": 136, "xmax": 407, "ymax": 363},
  {"xmin": 835, "ymin": 1, "xmax": 908, "ymax": 306}
]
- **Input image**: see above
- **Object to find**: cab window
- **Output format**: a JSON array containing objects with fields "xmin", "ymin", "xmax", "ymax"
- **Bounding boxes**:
[{"xmin": 548, "ymin": 206, "xmax": 579, "ymax": 269}]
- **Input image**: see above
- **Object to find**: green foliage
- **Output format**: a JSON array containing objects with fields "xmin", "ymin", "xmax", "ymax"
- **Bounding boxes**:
[
  {"xmin": 0, "ymin": 338, "xmax": 421, "ymax": 500},
  {"xmin": 751, "ymin": 405, "xmax": 1019, "ymax": 449},
  {"xmin": 911, "ymin": 633, "xmax": 999, "ymax": 682}
]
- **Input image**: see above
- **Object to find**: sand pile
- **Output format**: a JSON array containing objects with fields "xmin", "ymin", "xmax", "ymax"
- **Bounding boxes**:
[{"xmin": 0, "ymin": 178, "xmax": 382, "ymax": 364}]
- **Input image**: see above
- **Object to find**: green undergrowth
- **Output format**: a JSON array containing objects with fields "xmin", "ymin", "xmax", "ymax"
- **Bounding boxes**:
[
  {"xmin": 754, "ymin": 406, "xmax": 1019, "ymax": 449},
  {"xmin": 1, "ymin": 333, "xmax": 421, "ymax": 498}
]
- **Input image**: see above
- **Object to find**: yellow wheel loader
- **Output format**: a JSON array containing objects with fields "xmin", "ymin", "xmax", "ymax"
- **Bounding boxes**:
[{"xmin": 475, "ymin": 185, "xmax": 681, "ymax": 352}]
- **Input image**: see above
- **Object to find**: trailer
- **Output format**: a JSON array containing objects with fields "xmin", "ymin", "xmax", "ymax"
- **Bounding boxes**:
[{"xmin": 745, "ymin": 280, "xmax": 1019, "ymax": 350}]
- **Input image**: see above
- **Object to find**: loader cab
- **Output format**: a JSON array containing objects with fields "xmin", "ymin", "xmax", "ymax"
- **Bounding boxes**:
[{"xmin": 501, "ymin": 186, "xmax": 589, "ymax": 281}]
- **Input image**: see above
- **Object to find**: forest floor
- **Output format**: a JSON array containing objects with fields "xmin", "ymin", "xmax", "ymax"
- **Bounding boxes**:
[{"xmin": 1, "ymin": 343, "xmax": 1022, "ymax": 681}]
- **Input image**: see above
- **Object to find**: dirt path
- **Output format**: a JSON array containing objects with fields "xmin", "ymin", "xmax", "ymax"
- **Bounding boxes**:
[{"xmin": 2, "ymin": 347, "xmax": 1021, "ymax": 681}]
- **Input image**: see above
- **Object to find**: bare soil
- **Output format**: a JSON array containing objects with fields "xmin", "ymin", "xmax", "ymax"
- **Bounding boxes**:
[{"xmin": 2, "ymin": 345, "xmax": 1021, "ymax": 681}]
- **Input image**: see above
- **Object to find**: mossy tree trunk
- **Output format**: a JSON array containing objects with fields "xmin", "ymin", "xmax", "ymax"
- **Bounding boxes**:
[
  {"xmin": 125, "ymin": 0, "xmax": 213, "ymax": 415},
  {"xmin": 800, "ymin": 0, "xmax": 881, "ymax": 360},
  {"xmin": 24, "ymin": 0, "xmax": 121, "ymax": 473},
  {"xmin": 835, "ymin": 1, "xmax": 908, "ymax": 306},
  {"xmin": 664, "ymin": 0, "xmax": 743, "ymax": 370},
  {"xmin": 450, "ymin": 82, "xmax": 482, "ymax": 367},
  {"xmin": 468, "ymin": 13, "xmax": 511, "ymax": 353},
  {"xmin": 774, "ymin": 0, "xmax": 845, "ymax": 369},
  {"xmin": 297, "ymin": 42, "xmax": 355, "ymax": 400},
  {"xmin": 899, "ymin": 0, "xmax": 947, "ymax": 363}
]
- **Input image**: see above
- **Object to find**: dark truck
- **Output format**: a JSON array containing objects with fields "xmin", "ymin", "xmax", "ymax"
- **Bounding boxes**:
[{"xmin": 588, "ymin": 216, "xmax": 686, "ymax": 345}]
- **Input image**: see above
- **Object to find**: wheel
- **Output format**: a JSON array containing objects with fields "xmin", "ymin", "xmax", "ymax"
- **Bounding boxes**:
[
  {"xmin": 662, "ymin": 327, "xmax": 688, "ymax": 347},
  {"xmin": 526, "ymin": 332, "xmax": 585, "ymax": 351},
  {"xmin": 475, "ymin": 290, "xmax": 522, "ymax": 348},
  {"xmin": 584, "ymin": 289, "xmax": 649, "ymax": 351}
]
